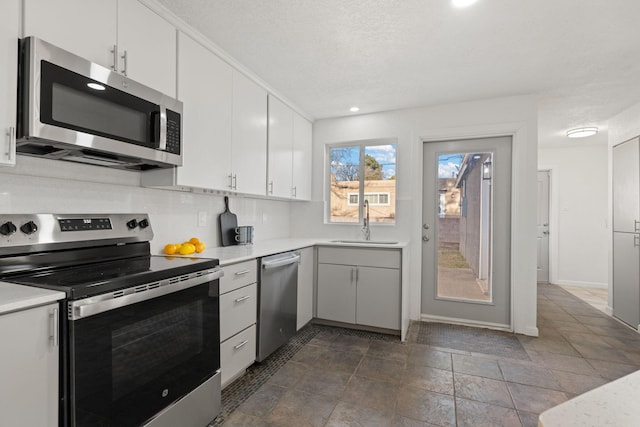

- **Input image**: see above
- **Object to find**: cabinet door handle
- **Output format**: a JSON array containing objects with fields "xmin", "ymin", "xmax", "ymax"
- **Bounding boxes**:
[
  {"xmin": 5, "ymin": 127, "xmax": 15, "ymax": 162},
  {"xmin": 235, "ymin": 295, "xmax": 251, "ymax": 302},
  {"xmin": 233, "ymin": 340, "xmax": 249, "ymax": 350},
  {"xmin": 635, "ymin": 235, "xmax": 640, "ymax": 248},
  {"xmin": 635, "ymin": 220, "xmax": 640, "ymax": 233},
  {"xmin": 268, "ymin": 181, "xmax": 274, "ymax": 195},
  {"xmin": 292, "ymin": 186, "xmax": 297, "ymax": 198},
  {"xmin": 49, "ymin": 308, "xmax": 59, "ymax": 348},
  {"xmin": 234, "ymin": 270, "xmax": 250, "ymax": 276},
  {"xmin": 121, "ymin": 50, "xmax": 128, "ymax": 76},
  {"xmin": 110, "ymin": 45, "xmax": 118, "ymax": 71},
  {"xmin": 355, "ymin": 267, "xmax": 359, "ymax": 283},
  {"xmin": 350, "ymin": 267, "xmax": 355, "ymax": 284}
]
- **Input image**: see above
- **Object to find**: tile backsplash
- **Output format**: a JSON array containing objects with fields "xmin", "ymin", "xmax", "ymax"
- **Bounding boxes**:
[{"xmin": 0, "ymin": 156, "xmax": 292, "ymax": 253}]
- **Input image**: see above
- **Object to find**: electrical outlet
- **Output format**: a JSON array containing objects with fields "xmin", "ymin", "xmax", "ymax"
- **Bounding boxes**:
[{"xmin": 198, "ymin": 211, "xmax": 207, "ymax": 227}]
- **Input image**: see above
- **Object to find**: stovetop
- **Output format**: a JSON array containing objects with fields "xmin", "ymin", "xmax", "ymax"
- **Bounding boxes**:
[
  {"xmin": 5, "ymin": 255, "xmax": 219, "ymax": 300},
  {"xmin": 0, "ymin": 213, "xmax": 219, "ymax": 300}
]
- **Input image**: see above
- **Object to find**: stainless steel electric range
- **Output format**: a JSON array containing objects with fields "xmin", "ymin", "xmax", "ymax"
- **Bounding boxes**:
[{"xmin": 0, "ymin": 214, "xmax": 223, "ymax": 427}]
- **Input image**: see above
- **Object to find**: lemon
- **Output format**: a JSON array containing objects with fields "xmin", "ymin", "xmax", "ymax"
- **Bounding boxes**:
[
  {"xmin": 163, "ymin": 243, "xmax": 177, "ymax": 255},
  {"xmin": 179, "ymin": 243, "xmax": 196, "ymax": 255},
  {"xmin": 189, "ymin": 237, "xmax": 200, "ymax": 245},
  {"xmin": 195, "ymin": 242, "xmax": 206, "ymax": 253}
]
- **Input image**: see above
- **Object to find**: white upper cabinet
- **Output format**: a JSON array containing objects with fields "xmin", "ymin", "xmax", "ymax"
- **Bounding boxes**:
[
  {"xmin": 232, "ymin": 71, "xmax": 267, "ymax": 196},
  {"xmin": 0, "ymin": 0, "xmax": 19, "ymax": 166},
  {"xmin": 267, "ymin": 96, "xmax": 312, "ymax": 200},
  {"xmin": 153, "ymin": 32, "xmax": 232, "ymax": 190},
  {"xmin": 142, "ymin": 38, "xmax": 270, "ymax": 196},
  {"xmin": 292, "ymin": 112, "xmax": 312, "ymax": 200},
  {"xmin": 117, "ymin": 1, "xmax": 176, "ymax": 97},
  {"xmin": 23, "ymin": 0, "xmax": 117, "ymax": 69},
  {"xmin": 23, "ymin": 0, "xmax": 176, "ymax": 96},
  {"xmin": 267, "ymin": 95, "xmax": 293, "ymax": 198}
]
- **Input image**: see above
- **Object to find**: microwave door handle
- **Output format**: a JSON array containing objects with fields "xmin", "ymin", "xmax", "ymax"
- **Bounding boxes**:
[{"xmin": 158, "ymin": 106, "xmax": 167, "ymax": 150}]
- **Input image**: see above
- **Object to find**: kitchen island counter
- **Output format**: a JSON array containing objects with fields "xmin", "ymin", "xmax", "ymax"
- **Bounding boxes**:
[{"xmin": 538, "ymin": 369, "xmax": 640, "ymax": 426}]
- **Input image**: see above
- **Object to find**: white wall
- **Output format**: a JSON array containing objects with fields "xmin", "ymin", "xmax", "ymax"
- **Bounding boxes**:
[
  {"xmin": 0, "ymin": 156, "xmax": 292, "ymax": 254},
  {"xmin": 291, "ymin": 95, "xmax": 539, "ymax": 336},
  {"xmin": 538, "ymin": 144, "xmax": 609, "ymax": 287}
]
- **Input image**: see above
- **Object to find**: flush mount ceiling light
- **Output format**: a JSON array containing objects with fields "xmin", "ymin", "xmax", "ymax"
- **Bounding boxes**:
[
  {"xmin": 567, "ymin": 127, "xmax": 598, "ymax": 138},
  {"xmin": 452, "ymin": 0, "xmax": 478, "ymax": 8},
  {"xmin": 349, "ymin": 106, "xmax": 360, "ymax": 113}
]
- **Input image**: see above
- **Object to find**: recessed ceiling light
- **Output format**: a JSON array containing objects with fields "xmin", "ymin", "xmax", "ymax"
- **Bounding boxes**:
[
  {"xmin": 452, "ymin": 0, "xmax": 478, "ymax": 8},
  {"xmin": 567, "ymin": 127, "xmax": 598, "ymax": 138},
  {"xmin": 350, "ymin": 106, "xmax": 360, "ymax": 113},
  {"xmin": 87, "ymin": 82, "xmax": 106, "ymax": 91}
]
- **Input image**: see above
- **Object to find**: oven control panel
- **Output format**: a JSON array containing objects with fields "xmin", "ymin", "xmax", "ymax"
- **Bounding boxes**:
[
  {"xmin": 0, "ymin": 214, "xmax": 154, "ymax": 254},
  {"xmin": 59, "ymin": 218, "xmax": 112, "ymax": 232}
]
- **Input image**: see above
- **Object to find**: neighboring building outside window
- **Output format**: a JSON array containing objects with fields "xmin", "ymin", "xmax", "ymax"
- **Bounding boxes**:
[{"xmin": 327, "ymin": 141, "xmax": 397, "ymax": 223}]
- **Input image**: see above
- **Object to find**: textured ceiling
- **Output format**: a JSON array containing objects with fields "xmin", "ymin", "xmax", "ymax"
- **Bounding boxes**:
[{"xmin": 158, "ymin": 0, "xmax": 640, "ymax": 146}]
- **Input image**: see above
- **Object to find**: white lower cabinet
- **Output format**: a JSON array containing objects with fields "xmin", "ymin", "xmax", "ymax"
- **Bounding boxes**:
[
  {"xmin": 296, "ymin": 247, "xmax": 314, "ymax": 330},
  {"xmin": 316, "ymin": 246, "xmax": 401, "ymax": 330},
  {"xmin": 0, "ymin": 303, "xmax": 59, "ymax": 426},
  {"xmin": 220, "ymin": 324, "xmax": 257, "ymax": 387},
  {"xmin": 219, "ymin": 259, "xmax": 257, "ymax": 388}
]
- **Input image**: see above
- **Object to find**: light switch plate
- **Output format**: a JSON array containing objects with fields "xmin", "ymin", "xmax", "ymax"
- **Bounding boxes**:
[{"xmin": 198, "ymin": 211, "xmax": 207, "ymax": 227}]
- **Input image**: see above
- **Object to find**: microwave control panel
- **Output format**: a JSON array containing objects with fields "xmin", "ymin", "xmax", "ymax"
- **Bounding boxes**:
[{"xmin": 165, "ymin": 109, "xmax": 181, "ymax": 155}]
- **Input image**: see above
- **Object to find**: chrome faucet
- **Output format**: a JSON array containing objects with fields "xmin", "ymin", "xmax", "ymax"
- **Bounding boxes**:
[{"xmin": 362, "ymin": 200, "xmax": 371, "ymax": 240}]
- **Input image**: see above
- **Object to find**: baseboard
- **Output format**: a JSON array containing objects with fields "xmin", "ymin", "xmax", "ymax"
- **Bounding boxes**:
[
  {"xmin": 420, "ymin": 313, "xmax": 511, "ymax": 332},
  {"xmin": 519, "ymin": 326, "xmax": 539, "ymax": 337},
  {"xmin": 605, "ymin": 305, "xmax": 613, "ymax": 316},
  {"xmin": 553, "ymin": 280, "xmax": 608, "ymax": 289}
]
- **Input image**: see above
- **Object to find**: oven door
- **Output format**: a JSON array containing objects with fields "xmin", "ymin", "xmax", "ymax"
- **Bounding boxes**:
[{"xmin": 68, "ymin": 270, "xmax": 221, "ymax": 427}]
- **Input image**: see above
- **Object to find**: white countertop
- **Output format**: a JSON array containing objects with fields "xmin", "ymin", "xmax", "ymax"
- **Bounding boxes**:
[
  {"xmin": 0, "ymin": 282, "xmax": 65, "ymax": 315},
  {"xmin": 173, "ymin": 237, "xmax": 408, "ymax": 266},
  {"xmin": 538, "ymin": 369, "xmax": 640, "ymax": 427}
]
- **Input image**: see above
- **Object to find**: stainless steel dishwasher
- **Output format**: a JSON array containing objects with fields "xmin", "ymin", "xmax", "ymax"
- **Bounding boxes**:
[{"xmin": 257, "ymin": 251, "xmax": 300, "ymax": 362}]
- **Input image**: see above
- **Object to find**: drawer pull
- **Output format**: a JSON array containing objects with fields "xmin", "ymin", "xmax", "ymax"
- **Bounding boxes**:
[
  {"xmin": 235, "ymin": 295, "xmax": 251, "ymax": 302},
  {"xmin": 234, "ymin": 340, "xmax": 249, "ymax": 350},
  {"xmin": 234, "ymin": 270, "xmax": 250, "ymax": 276}
]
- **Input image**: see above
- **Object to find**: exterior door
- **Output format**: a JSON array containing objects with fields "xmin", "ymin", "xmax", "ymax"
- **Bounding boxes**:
[
  {"xmin": 422, "ymin": 136, "xmax": 512, "ymax": 328},
  {"xmin": 537, "ymin": 170, "xmax": 550, "ymax": 283}
]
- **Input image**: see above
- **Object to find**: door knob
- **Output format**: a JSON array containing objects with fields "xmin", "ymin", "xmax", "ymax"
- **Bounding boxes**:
[{"xmin": 422, "ymin": 235, "xmax": 430, "ymax": 242}]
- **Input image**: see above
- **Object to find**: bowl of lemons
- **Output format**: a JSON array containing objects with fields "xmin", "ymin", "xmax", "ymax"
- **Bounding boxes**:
[{"xmin": 164, "ymin": 237, "xmax": 206, "ymax": 255}]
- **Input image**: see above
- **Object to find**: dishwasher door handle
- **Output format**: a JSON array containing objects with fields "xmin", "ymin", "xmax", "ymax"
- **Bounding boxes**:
[{"xmin": 262, "ymin": 254, "xmax": 300, "ymax": 270}]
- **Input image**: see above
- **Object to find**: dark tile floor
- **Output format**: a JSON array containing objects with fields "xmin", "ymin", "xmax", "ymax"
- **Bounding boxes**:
[{"xmin": 216, "ymin": 284, "xmax": 640, "ymax": 426}]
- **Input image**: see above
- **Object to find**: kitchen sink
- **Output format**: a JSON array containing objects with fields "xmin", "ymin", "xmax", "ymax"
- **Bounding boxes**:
[{"xmin": 330, "ymin": 240, "xmax": 399, "ymax": 245}]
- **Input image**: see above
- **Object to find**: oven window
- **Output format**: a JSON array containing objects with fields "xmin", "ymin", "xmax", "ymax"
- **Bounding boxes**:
[
  {"xmin": 71, "ymin": 283, "xmax": 219, "ymax": 427},
  {"xmin": 111, "ymin": 300, "xmax": 203, "ymax": 400}
]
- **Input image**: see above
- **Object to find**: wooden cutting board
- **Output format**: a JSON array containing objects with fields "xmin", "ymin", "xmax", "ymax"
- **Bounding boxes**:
[{"xmin": 219, "ymin": 196, "xmax": 237, "ymax": 246}]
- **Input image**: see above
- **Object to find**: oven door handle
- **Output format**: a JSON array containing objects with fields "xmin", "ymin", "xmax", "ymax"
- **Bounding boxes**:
[{"xmin": 70, "ymin": 268, "xmax": 224, "ymax": 320}]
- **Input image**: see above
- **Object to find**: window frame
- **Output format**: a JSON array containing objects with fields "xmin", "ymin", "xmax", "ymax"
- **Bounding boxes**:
[{"xmin": 325, "ymin": 138, "xmax": 397, "ymax": 224}]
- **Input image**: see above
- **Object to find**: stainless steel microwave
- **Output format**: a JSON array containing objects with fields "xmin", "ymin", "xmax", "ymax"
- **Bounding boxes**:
[{"xmin": 17, "ymin": 37, "xmax": 183, "ymax": 170}]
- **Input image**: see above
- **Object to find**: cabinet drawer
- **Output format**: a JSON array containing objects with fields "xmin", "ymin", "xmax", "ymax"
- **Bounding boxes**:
[
  {"xmin": 318, "ymin": 247, "xmax": 400, "ymax": 269},
  {"xmin": 220, "ymin": 259, "xmax": 257, "ymax": 294},
  {"xmin": 221, "ymin": 325, "xmax": 256, "ymax": 388},
  {"xmin": 220, "ymin": 283, "xmax": 257, "ymax": 342}
]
